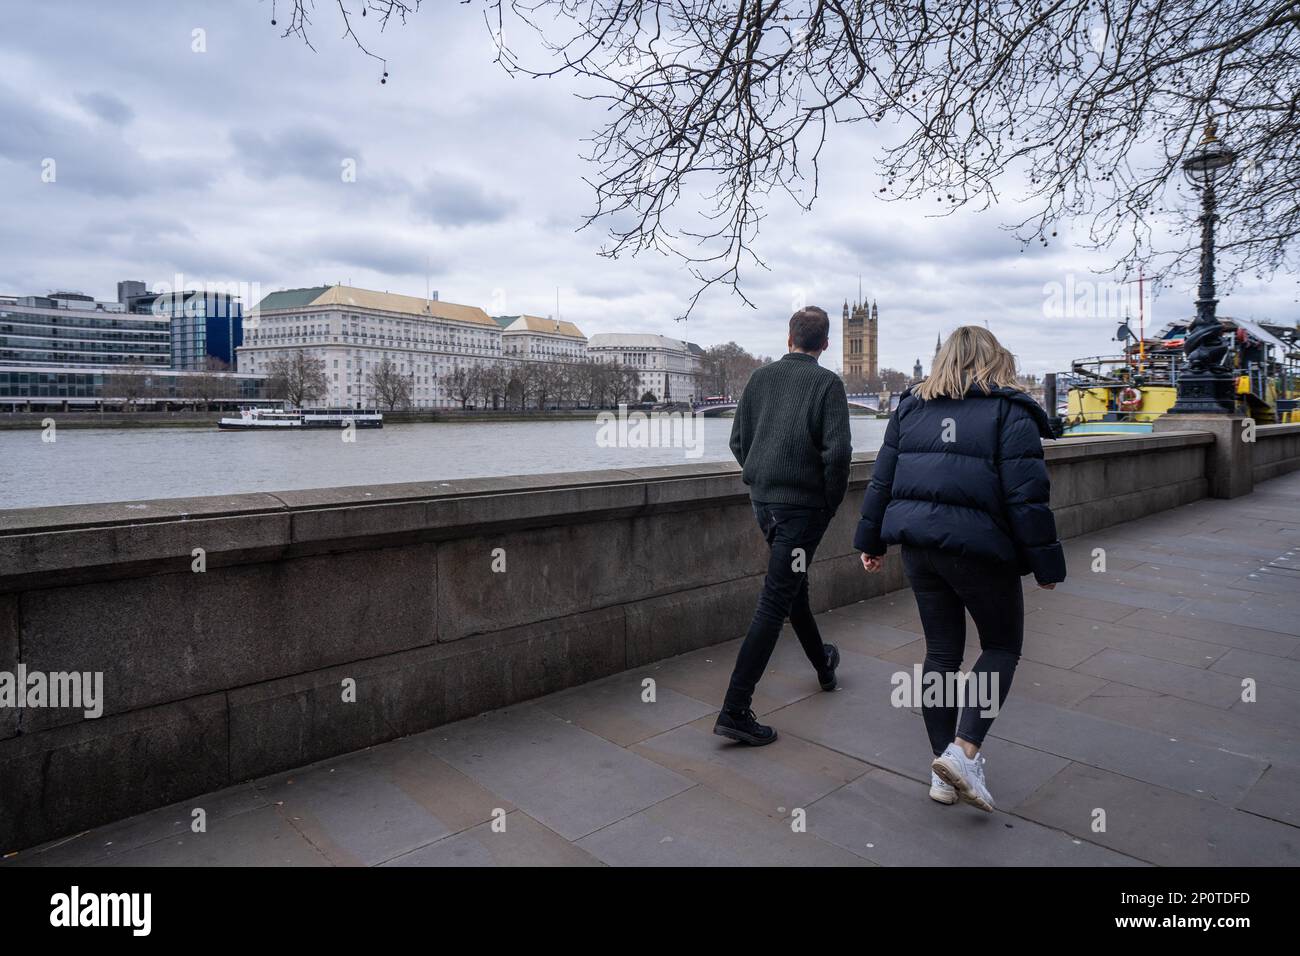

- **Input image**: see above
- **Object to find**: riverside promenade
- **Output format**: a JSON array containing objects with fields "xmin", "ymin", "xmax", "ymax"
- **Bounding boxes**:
[{"xmin": 6, "ymin": 471, "xmax": 1299, "ymax": 867}]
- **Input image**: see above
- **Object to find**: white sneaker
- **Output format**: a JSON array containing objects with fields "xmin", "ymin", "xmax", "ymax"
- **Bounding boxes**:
[
  {"xmin": 932, "ymin": 743, "xmax": 995, "ymax": 812},
  {"xmin": 929, "ymin": 770, "xmax": 957, "ymax": 805}
]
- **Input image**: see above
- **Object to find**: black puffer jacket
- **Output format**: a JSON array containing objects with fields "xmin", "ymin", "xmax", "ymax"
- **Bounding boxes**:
[{"xmin": 853, "ymin": 386, "xmax": 1067, "ymax": 584}]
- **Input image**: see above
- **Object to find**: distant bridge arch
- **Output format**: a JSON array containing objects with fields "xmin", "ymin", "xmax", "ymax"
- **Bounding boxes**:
[
  {"xmin": 692, "ymin": 400, "xmax": 737, "ymax": 416},
  {"xmin": 692, "ymin": 393, "xmax": 884, "ymax": 416},
  {"xmin": 845, "ymin": 393, "xmax": 883, "ymax": 411}
]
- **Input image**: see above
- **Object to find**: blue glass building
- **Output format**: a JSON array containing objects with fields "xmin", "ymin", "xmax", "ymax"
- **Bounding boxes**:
[{"xmin": 127, "ymin": 290, "xmax": 245, "ymax": 371}]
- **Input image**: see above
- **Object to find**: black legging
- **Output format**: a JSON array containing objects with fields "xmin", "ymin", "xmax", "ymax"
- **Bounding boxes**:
[{"xmin": 901, "ymin": 544, "xmax": 1024, "ymax": 754}]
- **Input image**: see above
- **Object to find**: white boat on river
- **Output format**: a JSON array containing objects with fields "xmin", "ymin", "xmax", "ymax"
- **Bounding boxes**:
[{"xmin": 218, "ymin": 407, "xmax": 384, "ymax": 430}]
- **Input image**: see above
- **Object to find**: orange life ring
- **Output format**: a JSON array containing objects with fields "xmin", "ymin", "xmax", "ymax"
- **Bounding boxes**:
[{"xmin": 1118, "ymin": 386, "xmax": 1143, "ymax": 411}]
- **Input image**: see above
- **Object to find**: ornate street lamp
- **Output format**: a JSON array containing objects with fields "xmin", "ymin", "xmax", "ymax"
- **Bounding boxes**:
[{"xmin": 1168, "ymin": 118, "xmax": 1238, "ymax": 414}]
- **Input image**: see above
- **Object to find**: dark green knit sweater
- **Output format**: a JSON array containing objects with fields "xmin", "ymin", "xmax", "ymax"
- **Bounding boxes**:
[{"xmin": 729, "ymin": 352, "xmax": 853, "ymax": 511}]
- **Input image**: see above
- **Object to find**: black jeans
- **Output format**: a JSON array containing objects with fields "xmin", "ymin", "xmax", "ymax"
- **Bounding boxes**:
[
  {"xmin": 901, "ymin": 544, "xmax": 1024, "ymax": 754},
  {"xmin": 723, "ymin": 501, "xmax": 833, "ymax": 713}
]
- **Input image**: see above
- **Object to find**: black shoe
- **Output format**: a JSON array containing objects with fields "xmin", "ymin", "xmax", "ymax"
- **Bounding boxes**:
[
  {"xmin": 818, "ymin": 643, "xmax": 840, "ymax": 691},
  {"xmin": 713, "ymin": 708, "xmax": 778, "ymax": 746}
]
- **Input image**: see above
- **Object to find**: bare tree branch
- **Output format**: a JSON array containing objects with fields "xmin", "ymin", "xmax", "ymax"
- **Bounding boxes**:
[{"xmin": 280, "ymin": 0, "xmax": 1300, "ymax": 309}]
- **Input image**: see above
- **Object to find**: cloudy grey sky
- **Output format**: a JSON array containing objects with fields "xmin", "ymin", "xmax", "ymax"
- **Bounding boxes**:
[{"xmin": 0, "ymin": 0, "xmax": 1291, "ymax": 376}]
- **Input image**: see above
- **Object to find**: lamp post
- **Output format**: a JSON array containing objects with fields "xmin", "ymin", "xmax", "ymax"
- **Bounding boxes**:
[{"xmin": 1168, "ymin": 118, "xmax": 1237, "ymax": 414}]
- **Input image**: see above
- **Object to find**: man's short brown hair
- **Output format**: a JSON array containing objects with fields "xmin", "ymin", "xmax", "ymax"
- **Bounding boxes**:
[{"xmin": 789, "ymin": 306, "xmax": 830, "ymax": 351}]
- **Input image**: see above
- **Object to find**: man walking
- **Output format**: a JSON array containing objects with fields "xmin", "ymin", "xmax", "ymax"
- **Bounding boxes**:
[{"xmin": 715, "ymin": 306, "xmax": 853, "ymax": 745}]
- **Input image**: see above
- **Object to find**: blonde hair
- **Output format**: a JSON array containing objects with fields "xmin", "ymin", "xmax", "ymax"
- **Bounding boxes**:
[{"xmin": 914, "ymin": 326, "xmax": 1019, "ymax": 401}]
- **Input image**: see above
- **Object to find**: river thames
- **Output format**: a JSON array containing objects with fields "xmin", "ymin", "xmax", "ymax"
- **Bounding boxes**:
[{"xmin": 0, "ymin": 416, "xmax": 890, "ymax": 510}]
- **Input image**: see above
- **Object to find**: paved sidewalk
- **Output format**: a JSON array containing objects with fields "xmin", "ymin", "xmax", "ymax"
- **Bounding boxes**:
[{"xmin": 8, "ymin": 474, "xmax": 1300, "ymax": 866}]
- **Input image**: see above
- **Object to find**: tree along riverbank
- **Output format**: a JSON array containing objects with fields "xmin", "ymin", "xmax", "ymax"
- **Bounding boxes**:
[
  {"xmin": 0, "ymin": 406, "xmax": 904, "ymax": 431},
  {"xmin": 0, "ymin": 408, "xmax": 674, "ymax": 429}
]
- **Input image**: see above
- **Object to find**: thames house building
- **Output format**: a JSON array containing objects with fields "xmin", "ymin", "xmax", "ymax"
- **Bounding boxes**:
[
  {"xmin": 499, "ymin": 315, "xmax": 588, "ymax": 362},
  {"xmin": 237, "ymin": 285, "xmax": 506, "ymax": 410}
]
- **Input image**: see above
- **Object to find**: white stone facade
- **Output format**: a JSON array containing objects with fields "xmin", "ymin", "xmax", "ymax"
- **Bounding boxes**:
[{"xmin": 586, "ymin": 333, "xmax": 703, "ymax": 403}]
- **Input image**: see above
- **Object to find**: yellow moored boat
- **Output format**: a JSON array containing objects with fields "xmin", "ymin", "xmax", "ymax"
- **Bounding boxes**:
[{"xmin": 1059, "ymin": 317, "xmax": 1299, "ymax": 437}]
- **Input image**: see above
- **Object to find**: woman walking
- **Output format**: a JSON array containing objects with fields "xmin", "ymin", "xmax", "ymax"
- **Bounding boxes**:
[{"xmin": 856, "ymin": 326, "xmax": 1066, "ymax": 812}]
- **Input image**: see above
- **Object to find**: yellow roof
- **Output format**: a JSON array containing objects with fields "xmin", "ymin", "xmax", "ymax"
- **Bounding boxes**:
[
  {"xmin": 507, "ymin": 314, "xmax": 586, "ymax": 339},
  {"xmin": 309, "ymin": 285, "xmax": 497, "ymax": 327}
]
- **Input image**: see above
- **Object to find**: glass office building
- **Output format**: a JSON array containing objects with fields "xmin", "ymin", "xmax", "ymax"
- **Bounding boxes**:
[
  {"xmin": 127, "ymin": 290, "xmax": 244, "ymax": 371},
  {"xmin": 0, "ymin": 292, "xmax": 170, "ymax": 367},
  {"xmin": 0, "ymin": 288, "xmax": 262, "ymax": 410},
  {"xmin": 0, "ymin": 367, "xmax": 264, "ymax": 409}
]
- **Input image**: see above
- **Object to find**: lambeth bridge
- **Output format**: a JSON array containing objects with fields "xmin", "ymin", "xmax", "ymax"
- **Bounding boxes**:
[{"xmin": 693, "ymin": 394, "xmax": 885, "ymax": 416}]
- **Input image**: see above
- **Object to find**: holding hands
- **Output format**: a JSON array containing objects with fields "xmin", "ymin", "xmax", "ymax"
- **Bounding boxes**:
[{"xmin": 861, "ymin": 551, "xmax": 1055, "ymax": 588}]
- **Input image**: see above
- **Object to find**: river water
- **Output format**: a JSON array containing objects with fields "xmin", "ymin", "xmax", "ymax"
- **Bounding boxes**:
[{"xmin": 0, "ymin": 417, "xmax": 889, "ymax": 510}]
